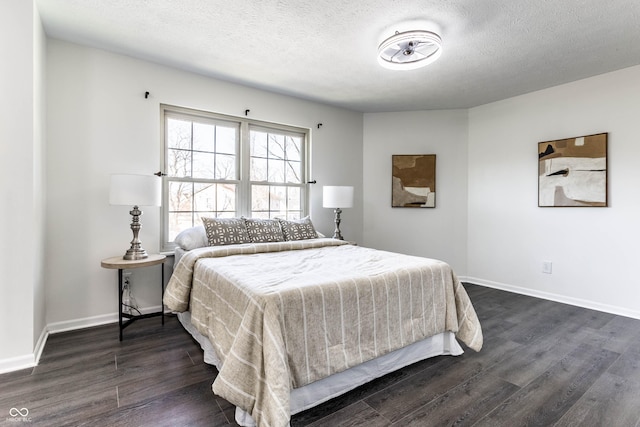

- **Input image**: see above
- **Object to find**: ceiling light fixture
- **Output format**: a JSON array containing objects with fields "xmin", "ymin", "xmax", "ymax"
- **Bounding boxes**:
[{"xmin": 377, "ymin": 30, "xmax": 442, "ymax": 71}]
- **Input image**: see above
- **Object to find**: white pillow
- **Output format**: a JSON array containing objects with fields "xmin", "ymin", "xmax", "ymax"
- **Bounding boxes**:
[{"xmin": 173, "ymin": 225, "xmax": 208, "ymax": 251}]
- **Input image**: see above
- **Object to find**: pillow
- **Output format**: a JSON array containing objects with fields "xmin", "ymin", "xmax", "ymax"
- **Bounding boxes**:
[
  {"xmin": 278, "ymin": 216, "xmax": 318, "ymax": 241},
  {"xmin": 243, "ymin": 217, "xmax": 284, "ymax": 243},
  {"xmin": 173, "ymin": 225, "xmax": 208, "ymax": 251},
  {"xmin": 201, "ymin": 217, "xmax": 251, "ymax": 246}
]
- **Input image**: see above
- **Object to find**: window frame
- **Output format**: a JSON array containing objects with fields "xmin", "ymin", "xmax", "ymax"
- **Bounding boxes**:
[{"xmin": 159, "ymin": 104, "xmax": 310, "ymax": 252}]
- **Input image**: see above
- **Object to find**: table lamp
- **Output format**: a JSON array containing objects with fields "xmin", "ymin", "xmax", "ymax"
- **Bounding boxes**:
[
  {"xmin": 322, "ymin": 186, "xmax": 354, "ymax": 240},
  {"xmin": 109, "ymin": 174, "xmax": 161, "ymax": 260}
]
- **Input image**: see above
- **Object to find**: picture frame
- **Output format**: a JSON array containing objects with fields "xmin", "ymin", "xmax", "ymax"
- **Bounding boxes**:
[
  {"xmin": 392, "ymin": 154, "xmax": 436, "ymax": 208},
  {"xmin": 538, "ymin": 133, "xmax": 608, "ymax": 207}
]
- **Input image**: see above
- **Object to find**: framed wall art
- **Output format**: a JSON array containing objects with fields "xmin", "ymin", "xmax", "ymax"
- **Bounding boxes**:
[
  {"xmin": 392, "ymin": 154, "xmax": 436, "ymax": 208},
  {"xmin": 538, "ymin": 133, "xmax": 607, "ymax": 207}
]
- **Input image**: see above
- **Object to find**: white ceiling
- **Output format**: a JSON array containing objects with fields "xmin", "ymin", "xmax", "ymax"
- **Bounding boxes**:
[{"xmin": 36, "ymin": 0, "xmax": 640, "ymax": 113}]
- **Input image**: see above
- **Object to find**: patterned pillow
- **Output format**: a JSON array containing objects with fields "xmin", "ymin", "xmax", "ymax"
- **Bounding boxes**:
[
  {"xmin": 278, "ymin": 216, "xmax": 318, "ymax": 241},
  {"xmin": 201, "ymin": 217, "xmax": 251, "ymax": 246},
  {"xmin": 243, "ymin": 217, "xmax": 284, "ymax": 243}
]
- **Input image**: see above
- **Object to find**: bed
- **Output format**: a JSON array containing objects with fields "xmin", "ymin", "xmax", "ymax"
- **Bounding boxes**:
[{"xmin": 163, "ymin": 218, "xmax": 482, "ymax": 427}]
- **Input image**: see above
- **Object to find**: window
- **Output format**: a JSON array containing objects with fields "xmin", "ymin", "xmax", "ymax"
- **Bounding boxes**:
[{"xmin": 160, "ymin": 105, "xmax": 309, "ymax": 251}]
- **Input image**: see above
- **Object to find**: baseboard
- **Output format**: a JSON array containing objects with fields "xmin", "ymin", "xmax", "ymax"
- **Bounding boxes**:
[
  {"xmin": 0, "ymin": 305, "xmax": 164, "ymax": 374},
  {"xmin": 47, "ymin": 305, "xmax": 164, "ymax": 334},
  {"xmin": 33, "ymin": 326, "xmax": 49, "ymax": 366},
  {"xmin": 0, "ymin": 354, "xmax": 35, "ymax": 375},
  {"xmin": 462, "ymin": 276, "xmax": 640, "ymax": 320},
  {"xmin": 0, "ymin": 327, "xmax": 49, "ymax": 375}
]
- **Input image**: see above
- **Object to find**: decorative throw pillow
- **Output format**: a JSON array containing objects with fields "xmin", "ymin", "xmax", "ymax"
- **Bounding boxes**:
[
  {"xmin": 243, "ymin": 217, "xmax": 284, "ymax": 243},
  {"xmin": 201, "ymin": 217, "xmax": 251, "ymax": 246},
  {"xmin": 278, "ymin": 216, "xmax": 318, "ymax": 241}
]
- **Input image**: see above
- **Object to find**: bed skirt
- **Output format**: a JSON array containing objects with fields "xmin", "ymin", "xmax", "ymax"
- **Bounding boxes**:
[{"xmin": 177, "ymin": 312, "xmax": 463, "ymax": 426}]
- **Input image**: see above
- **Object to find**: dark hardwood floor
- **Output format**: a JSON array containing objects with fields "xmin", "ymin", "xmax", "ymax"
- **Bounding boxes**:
[{"xmin": 2, "ymin": 284, "xmax": 640, "ymax": 426}]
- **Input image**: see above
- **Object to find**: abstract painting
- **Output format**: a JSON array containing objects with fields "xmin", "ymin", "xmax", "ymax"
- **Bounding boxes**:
[
  {"xmin": 392, "ymin": 154, "xmax": 436, "ymax": 208},
  {"xmin": 538, "ymin": 133, "xmax": 607, "ymax": 207}
]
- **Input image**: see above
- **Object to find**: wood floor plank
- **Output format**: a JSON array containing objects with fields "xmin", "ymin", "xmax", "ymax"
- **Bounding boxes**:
[
  {"xmin": 0, "ymin": 353, "xmax": 118, "ymax": 410},
  {"xmin": 391, "ymin": 372, "xmax": 520, "ymax": 427},
  {"xmin": 117, "ymin": 362, "xmax": 219, "ymax": 408},
  {"xmin": 474, "ymin": 344, "xmax": 620, "ymax": 426},
  {"xmin": 364, "ymin": 335, "xmax": 522, "ymax": 424},
  {"xmin": 487, "ymin": 317, "xmax": 590, "ymax": 387},
  {"xmin": 306, "ymin": 401, "xmax": 391, "ymax": 427},
  {"xmin": 500, "ymin": 300, "xmax": 582, "ymax": 346},
  {"xmin": 607, "ymin": 338, "xmax": 640, "ymax": 378},
  {"xmin": 554, "ymin": 372, "xmax": 640, "ymax": 427},
  {"xmin": 79, "ymin": 381, "xmax": 231, "ymax": 427},
  {"xmin": 20, "ymin": 386, "xmax": 118, "ymax": 426},
  {"xmin": 578, "ymin": 315, "xmax": 640, "ymax": 354}
]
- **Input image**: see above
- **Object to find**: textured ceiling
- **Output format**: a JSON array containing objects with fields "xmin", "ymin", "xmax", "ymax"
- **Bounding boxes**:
[{"xmin": 36, "ymin": 0, "xmax": 640, "ymax": 113}]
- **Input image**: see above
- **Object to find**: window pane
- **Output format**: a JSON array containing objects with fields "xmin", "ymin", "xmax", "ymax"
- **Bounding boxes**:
[
  {"xmin": 287, "ymin": 211, "xmax": 301, "ymax": 220},
  {"xmin": 252, "ymin": 185, "xmax": 269, "ymax": 211},
  {"xmin": 217, "ymin": 183, "xmax": 236, "ymax": 212},
  {"xmin": 287, "ymin": 187, "xmax": 300, "ymax": 210},
  {"xmin": 268, "ymin": 134, "xmax": 285, "ymax": 159},
  {"xmin": 251, "ymin": 131, "xmax": 268, "ymax": 157},
  {"xmin": 216, "ymin": 211, "xmax": 235, "ymax": 218},
  {"xmin": 268, "ymin": 159, "xmax": 285, "ymax": 182},
  {"xmin": 193, "ymin": 183, "xmax": 217, "ymax": 212},
  {"xmin": 215, "ymin": 154, "xmax": 236, "ymax": 180},
  {"xmin": 286, "ymin": 160, "xmax": 301, "ymax": 183},
  {"xmin": 167, "ymin": 118, "xmax": 191, "ymax": 150},
  {"xmin": 217, "ymin": 126, "xmax": 237, "ymax": 154},
  {"xmin": 251, "ymin": 211, "xmax": 270, "ymax": 219},
  {"xmin": 270, "ymin": 186, "xmax": 286, "ymax": 213},
  {"xmin": 192, "ymin": 151, "xmax": 216, "ymax": 179},
  {"xmin": 168, "ymin": 149, "xmax": 192, "ymax": 177},
  {"xmin": 193, "ymin": 122, "xmax": 215, "ymax": 152},
  {"xmin": 250, "ymin": 157, "xmax": 268, "ymax": 181},
  {"xmin": 286, "ymin": 136, "xmax": 302, "ymax": 161},
  {"xmin": 169, "ymin": 181, "xmax": 193, "ymax": 212},
  {"xmin": 168, "ymin": 212, "xmax": 194, "ymax": 242}
]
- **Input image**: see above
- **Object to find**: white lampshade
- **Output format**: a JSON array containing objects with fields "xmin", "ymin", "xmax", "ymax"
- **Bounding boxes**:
[
  {"xmin": 110, "ymin": 174, "xmax": 161, "ymax": 207},
  {"xmin": 323, "ymin": 186, "xmax": 354, "ymax": 209}
]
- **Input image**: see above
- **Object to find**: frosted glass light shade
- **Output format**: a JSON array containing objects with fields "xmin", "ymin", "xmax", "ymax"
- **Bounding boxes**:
[
  {"xmin": 323, "ymin": 186, "xmax": 354, "ymax": 209},
  {"xmin": 109, "ymin": 174, "xmax": 161, "ymax": 207}
]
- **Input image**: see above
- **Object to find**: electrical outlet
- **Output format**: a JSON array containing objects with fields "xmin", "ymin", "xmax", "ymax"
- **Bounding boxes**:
[
  {"xmin": 542, "ymin": 261, "xmax": 553, "ymax": 274},
  {"xmin": 123, "ymin": 271, "xmax": 132, "ymax": 285}
]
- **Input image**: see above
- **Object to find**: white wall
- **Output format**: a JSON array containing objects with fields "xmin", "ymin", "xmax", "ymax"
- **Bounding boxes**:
[
  {"xmin": 362, "ymin": 110, "xmax": 469, "ymax": 273},
  {"xmin": 0, "ymin": 0, "xmax": 47, "ymax": 371},
  {"xmin": 467, "ymin": 65, "xmax": 640, "ymax": 318},
  {"xmin": 33, "ymin": 0, "xmax": 48, "ymax": 363},
  {"xmin": 45, "ymin": 40, "xmax": 363, "ymax": 326}
]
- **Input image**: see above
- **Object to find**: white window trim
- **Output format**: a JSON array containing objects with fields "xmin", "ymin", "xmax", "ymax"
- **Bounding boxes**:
[{"xmin": 159, "ymin": 104, "xmax": 311, "ymax": 252}]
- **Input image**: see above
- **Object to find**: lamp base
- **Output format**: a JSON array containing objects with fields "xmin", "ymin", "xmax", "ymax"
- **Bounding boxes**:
[
  {"xmin": 123, "ymin": 248, "xmax": 149, "ymax": 260},
  {"xmin": 332, "ymin": 208, "xmax": 344, "ymax": 240},
  {"xmin": 122, "ymin": 205, "xmax": 149, "ymax": 260}
]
